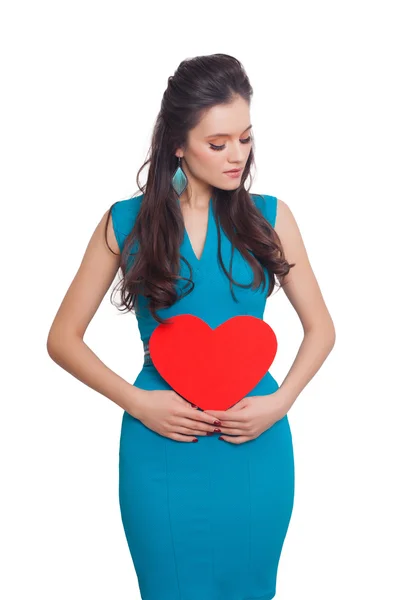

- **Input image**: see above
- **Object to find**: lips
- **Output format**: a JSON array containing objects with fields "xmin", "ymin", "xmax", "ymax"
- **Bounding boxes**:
[{"xmin": 224, "ymin": 168, "xmax": 242, "ymax": 173}]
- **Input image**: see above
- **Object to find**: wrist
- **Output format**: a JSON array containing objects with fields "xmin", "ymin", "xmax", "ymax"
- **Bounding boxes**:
[
  {"xmin": 274, "ymin": 388, "xmax": 295, "ymax": 417},
  {"xmin": 126, "ymin": 386, "xmax": 148, "ymax": 420}
]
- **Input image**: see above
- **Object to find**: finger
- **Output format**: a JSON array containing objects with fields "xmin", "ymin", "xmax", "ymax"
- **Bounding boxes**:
[
  {"xmin": 174, "ymin": 394, "xmax": 197, "ymax": 409},
  {"xmin": 213, "ymin": 419, "xmax": 250, "ymax": 429},
  {"xmin": 168, "ymin": 432, "xmax": 199, "ymax": 442},
  {"xmin": 177, "ymin": 426, "xmax": 213, "ymax": 436},
  {"xmin": 205, "ymin": 410, "xmax": 249, "ymax": 423},
  {"xmin": 205, "ymin": 401, "xmax": 247, "ymax": 417},
  {"xmin": 178, "ymin": 417, "xmax": 220, "ymax": 433},
  {"xmin": 203, "ymin": 409, "xmax": 231, "ymax": 420},
  {"xmin": 227, "ymin": 400, "xmax": 248, "ymax": 411},
  {"xmin": 173, "ymin": 394, "xmax": 197, "ymax": 409},
  {"xmin": 219, "ymin": 435, "xmax": 252, "ymax": 444},
  {"xmin": 217, "ymin": 427, "xmax": 245, "ymax": 435},
  {"xmin": 181, "ymin": 409, "xmax": 222, "ymax": 426}
]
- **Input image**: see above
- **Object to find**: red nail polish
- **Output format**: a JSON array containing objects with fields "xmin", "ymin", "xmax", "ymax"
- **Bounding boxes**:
[
  {"xmin": 214, "ymin": 428, "xmax": 221, "ymax": 433},
  {"xmin": 214, "ymin": 420, "xmax": 221, "ymax": 426},
  {"xmin": 218, "ymin": 436, "xmax": 225, "ymax": 441},
  {"xmin": 192, "ymin": 438, "xmax": 198, "ymax": 442}
]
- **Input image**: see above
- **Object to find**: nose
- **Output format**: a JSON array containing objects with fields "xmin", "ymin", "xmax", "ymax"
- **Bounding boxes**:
[{"xmin": 227, "ymin": 140, "xmax": 249, "ymax": 164}]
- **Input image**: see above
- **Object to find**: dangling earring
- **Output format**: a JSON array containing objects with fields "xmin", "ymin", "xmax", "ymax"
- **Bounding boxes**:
[{"xmin": 171, "ymin": 156, "xmax": 188, "ymax": 197}]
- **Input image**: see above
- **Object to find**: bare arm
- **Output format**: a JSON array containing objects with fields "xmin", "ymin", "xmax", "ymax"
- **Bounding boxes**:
[
  {"xmin": 46, "ymin": 208, "xmax": 145, "ymax": 417},
  {"xmin": 274, "ymin": 199, "xmax": 336, "ymax": 412}
]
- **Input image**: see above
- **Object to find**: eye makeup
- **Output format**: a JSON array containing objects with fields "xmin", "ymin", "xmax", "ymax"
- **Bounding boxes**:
[{"xmin": 209, "ymin": 136, "xmax": 253, "ymax": 152}]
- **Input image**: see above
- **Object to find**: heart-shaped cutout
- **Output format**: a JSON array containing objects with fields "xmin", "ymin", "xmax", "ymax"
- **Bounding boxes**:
[{"xmin": 149, "ymin": 314, "xmax": 277, "ymax": 410}]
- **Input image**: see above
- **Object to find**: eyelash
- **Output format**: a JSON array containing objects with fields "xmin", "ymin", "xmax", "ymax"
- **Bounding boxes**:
[{"xmin": 209, "ymin": 136, "xmax": 253, "ymax": 151}]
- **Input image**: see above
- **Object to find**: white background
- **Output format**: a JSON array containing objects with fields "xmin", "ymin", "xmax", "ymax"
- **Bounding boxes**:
[{"xmin": 1, "ymin": 0, "xmax": 399, "ymax": 598}]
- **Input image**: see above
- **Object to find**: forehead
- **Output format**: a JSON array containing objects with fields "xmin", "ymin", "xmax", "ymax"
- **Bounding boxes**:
[{"xmin": 192, "ymin": 96, "xmax": 251, "ymax": 137}]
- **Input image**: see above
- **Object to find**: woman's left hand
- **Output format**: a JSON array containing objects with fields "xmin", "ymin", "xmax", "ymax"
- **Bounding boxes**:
[{"xmin": 204, "ymin": 392, "xmax": 289, "ymax": 444}]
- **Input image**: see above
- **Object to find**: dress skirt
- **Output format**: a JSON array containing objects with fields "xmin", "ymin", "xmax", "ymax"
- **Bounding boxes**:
[{"xmin": 119, "ymin": 368, "xmax": 295, "ymax": 600}]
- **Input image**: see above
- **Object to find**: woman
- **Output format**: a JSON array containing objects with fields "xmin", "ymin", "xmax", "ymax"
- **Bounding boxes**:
[{"xmin": 47, "ymin": 53, "xmax": 335, "ymax": 599}]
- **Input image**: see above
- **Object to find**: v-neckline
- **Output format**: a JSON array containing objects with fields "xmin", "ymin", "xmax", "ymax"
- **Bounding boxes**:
[{"xmin": 181, "ymin": 197, "xmax": 213, "ymax": 265}]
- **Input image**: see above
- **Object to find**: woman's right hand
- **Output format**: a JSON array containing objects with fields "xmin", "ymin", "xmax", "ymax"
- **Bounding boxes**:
[{"xmin": 131, "ymin": 389, "xmax": 222, "ymax": 442}]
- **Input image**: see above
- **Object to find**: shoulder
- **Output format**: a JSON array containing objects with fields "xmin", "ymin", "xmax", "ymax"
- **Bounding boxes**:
[
  {"xmin": 273, "ymin": 198, "xmax": 301, "ymax": 242},
  {"xmin": 110, "ymin": 193, "xmax": 144, "ymax": 252},
  {"xmin": 111, "ymin": 193, "xmax": 144, "ymax": 234},
  {"xmin": 251, "ymin": 193, "xmax": 280, "ymax": 228}
]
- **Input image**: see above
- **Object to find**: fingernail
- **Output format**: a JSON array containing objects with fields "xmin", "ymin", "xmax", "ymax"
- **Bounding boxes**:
[
  {"xmin": 206, "ymin": 431, "xmax": 214, "ymax": 436},
  {"xmin": 214, "ymin": 428, "xmax": 221, "ymax": 433},
  {"xmin": 214, "ymin": 420, "xmax": 221, "ymax": 426},
  {"xmin": 192, "ymin": 438, "xmax": 198, "ymax": 443},
  {"xmin": 218, "ymin": 436, "xmax": 225, "ymax": 441}
]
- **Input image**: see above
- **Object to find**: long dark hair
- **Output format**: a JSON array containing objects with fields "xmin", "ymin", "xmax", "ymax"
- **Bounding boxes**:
[{"xmin": 105, "ymin": 53, "xmax": 294, "ymax": 324}]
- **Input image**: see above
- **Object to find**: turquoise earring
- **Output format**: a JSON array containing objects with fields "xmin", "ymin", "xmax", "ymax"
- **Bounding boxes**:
[{"xmin": 171, "ymin": 156, "xmax": 188, "ymax": 197}]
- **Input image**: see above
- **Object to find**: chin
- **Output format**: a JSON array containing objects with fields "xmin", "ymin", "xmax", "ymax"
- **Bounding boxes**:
[
  {"xmin": 224, "ymin": 181, "xmax": 242, "ymax": 189},
  {"xmin": 218, "ymin": 177, "xmax": 242, "ymax": 187}
]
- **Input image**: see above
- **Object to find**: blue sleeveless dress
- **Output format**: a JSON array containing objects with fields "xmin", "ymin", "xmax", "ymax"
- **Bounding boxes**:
[{"xmin": 111, "ymin": 193, "xmax": 295, "ymax": 600}]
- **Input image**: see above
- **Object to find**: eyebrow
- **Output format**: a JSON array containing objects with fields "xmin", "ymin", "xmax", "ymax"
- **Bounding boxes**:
[{"xmin": 205, "ymin": 124, "xmax": 253, "ymax": 139}]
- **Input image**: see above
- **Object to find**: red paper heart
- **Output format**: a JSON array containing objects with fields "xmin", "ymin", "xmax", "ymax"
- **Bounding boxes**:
[{"xmin": 148, "ymin": 314, "xmax": 277, "ymax": 411}]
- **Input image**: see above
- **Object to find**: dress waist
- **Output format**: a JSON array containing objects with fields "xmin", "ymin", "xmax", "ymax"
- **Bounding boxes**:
[{"xmin": 143, "ymin": 340, "xmax": 153, "ymax": 366}]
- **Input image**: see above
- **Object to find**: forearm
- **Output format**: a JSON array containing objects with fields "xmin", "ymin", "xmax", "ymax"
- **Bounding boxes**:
[
  {"xmin": 276, "ymin": 325, "xmax": 336, "ymax": 413},
  {"xmin": 47, "ymin": 332, "xmax": 145, "ymax": 417}
]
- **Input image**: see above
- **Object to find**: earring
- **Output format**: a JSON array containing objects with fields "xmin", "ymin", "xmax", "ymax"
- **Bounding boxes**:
[{"xmin": 171, "ymin": 156, "xmax": 188, "ymax": 197}]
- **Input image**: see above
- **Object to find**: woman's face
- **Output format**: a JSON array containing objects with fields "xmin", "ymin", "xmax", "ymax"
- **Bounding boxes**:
[{"xmin": 177, "ymin": 95, "xmax": 253, "ymax": 193}]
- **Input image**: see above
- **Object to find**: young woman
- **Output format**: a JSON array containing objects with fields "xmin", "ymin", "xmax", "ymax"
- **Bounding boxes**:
[{"xmin": 47, "ymin": 53, "xmax": 335, "ymax": 599}]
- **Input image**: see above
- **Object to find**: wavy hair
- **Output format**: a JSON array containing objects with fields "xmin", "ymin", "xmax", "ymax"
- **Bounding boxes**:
[{"xmin": 105, "ymin": 53, "xmax": 294, "ymax": 324}]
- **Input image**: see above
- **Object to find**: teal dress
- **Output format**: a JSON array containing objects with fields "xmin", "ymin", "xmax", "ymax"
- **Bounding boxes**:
[{"xmin": 111, "ymin": 193, "xmax": 295, "ymax": 600}]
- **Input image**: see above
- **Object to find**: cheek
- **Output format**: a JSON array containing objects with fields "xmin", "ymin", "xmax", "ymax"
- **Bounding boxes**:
[{"xmin": 195, "ymin": 148, "xmax": 222, "ymax": 169}]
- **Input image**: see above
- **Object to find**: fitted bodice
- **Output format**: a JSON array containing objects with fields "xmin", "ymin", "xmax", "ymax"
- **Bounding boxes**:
[{"xmin": 111, "ymin": 193, "xmax": 280, "ymax": 394}]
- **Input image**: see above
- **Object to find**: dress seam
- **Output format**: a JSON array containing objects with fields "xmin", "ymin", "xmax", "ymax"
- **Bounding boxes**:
[
  {"xmin": 247, "ymin": 453, "xmax": 252, "ymax": 589},
  {"xmin": 164, "ymin": 439, "xmax": 182, "ymax": 599},
  {"xmin": 207, "ymin": 449, "xmax": 216, "ymax": 590}
]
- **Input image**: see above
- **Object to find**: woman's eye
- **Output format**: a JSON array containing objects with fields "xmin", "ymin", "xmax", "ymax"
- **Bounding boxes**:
[{"xmin": 209, "ymin": 136, "xmax": 253, "ymax": 151}]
